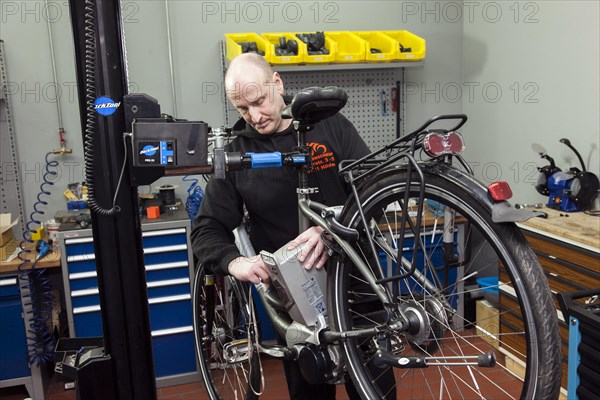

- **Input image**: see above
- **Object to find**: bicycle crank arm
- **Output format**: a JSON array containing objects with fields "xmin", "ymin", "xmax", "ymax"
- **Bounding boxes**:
[
  {"xmin": 373, "ymin": 350, "xmax": 496, "ymax": 369},
  {"xmin": 257, "ymin": 343, "xmax": 289, "ymax": 359}
]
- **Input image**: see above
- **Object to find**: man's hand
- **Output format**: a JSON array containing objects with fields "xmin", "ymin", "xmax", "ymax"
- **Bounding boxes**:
[
  {"xmin": 227, "ymin": 256, "xmax": 270, "ymax": 285},
  {"xmin": 287, "ymin": 226, "xmax": 329, "ymax": 270}
]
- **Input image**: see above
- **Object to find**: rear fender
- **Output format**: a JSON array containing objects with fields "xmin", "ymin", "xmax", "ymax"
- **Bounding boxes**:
[{"xmin": 350, "ymin": 162, "xmax": 543, "ymax": 223}]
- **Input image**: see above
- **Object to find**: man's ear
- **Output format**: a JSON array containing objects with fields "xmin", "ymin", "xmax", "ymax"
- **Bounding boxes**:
[{"xmin": 272, "ymin": 72, "xmax": 285, "ymax": 95}]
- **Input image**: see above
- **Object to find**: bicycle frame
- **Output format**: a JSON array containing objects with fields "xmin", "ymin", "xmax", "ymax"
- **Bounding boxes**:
[{"xmin": 235, "ymin": 114, "xmax": 485, "ymax": 350}]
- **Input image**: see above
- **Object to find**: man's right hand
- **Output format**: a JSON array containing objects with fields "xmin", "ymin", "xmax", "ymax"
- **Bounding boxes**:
[{"xmin": 227, "ymin": 256, "xmax": 270, "ymax": 285}]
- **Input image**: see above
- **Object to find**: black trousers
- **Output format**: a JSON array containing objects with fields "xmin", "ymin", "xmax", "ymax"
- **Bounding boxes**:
[
  {"xmin": 281, "ymin": 357, "xmax": 337, "ymax": 400},
  {"xmin": 281, "ymin": 356, "xmax": 396, "ymax": 400}
]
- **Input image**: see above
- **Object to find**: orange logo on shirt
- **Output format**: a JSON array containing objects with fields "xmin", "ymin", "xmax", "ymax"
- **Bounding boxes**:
[
  {"xmin": 307, "ymin": 142, "xmax": 327, "ymax": 155},
  {"xmin": 306, "ymin": 142, "xmax": 336, "ymax": 173}
]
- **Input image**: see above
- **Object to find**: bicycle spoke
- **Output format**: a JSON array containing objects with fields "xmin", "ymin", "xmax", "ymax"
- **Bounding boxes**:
[{"xmin": 330, "ymin": 174, "xmax": 560, "ymax": 399}]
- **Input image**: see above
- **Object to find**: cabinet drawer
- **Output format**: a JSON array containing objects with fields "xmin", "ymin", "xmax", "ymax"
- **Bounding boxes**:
[
  {"xmin": 146, "ymin": 261, "xmax": 190, "ymax": 283},
  {"xmin": 525, "ymin": 233, "xmax": 599, "ymax": 273},
  {"xmin": 73, "ymin": 309, "xmax": 103, "ymax": 337},
  {"xmin": 69, "ymin": 275, "xmax": 99, "ymax": 292},
  {"xmin": 143, "ymin": 228, "xmax": 187, "ymax": 249},
  {"xmin": 538, "ymin": 255, "xmax": 600, "ymax": 289},
  {"xmin": 71, "ymin": 290, "xmax": 100, "ymax": 308},
  {"xmin": 151, "ymin": 327, "xmax": 196, "ymax": 377},
  {"xmin": 0, "ymin": 297, "xmax": 30, "ymax": 380},
  {"xmin": 149, "ymin": 294, "xmax": 192, "ymax": 331},
  {"xmin": 144, "ymin": 250, "xmax": 189, "ymax": 266},
  {"xmin": 65, "ymin": 237, "xmax": 95, "ymax": 257},
  {"xmin": 147, "ymin": 279, "xmax": 191, "ymax": 299},
  {"xmin": 0, "ymin": 276, "xmax": 19, "ymax": 298},
  {"xmin": 67, "ymin": 259, "xmax": 97, "ymax": 275}
]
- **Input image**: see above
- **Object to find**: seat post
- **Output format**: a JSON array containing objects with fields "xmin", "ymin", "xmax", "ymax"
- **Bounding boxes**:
[{"xmin": 294, "ymin": 120, "xmax": 317, "ymax": 233}]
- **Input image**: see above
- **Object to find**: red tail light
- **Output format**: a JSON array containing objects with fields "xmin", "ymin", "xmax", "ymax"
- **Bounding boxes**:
[
  {"xmin": 423, "ymin": 131, "xmax": 465, "ymax": 157},
  {"xmin": 488, "ymin": 181, "xmax": 513, "ymax": 201}
]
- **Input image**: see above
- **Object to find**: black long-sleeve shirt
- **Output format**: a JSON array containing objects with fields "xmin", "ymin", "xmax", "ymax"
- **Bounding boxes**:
[{"xmin": 191, "ymin": 113, "xmax": 370, "ymax": 275}]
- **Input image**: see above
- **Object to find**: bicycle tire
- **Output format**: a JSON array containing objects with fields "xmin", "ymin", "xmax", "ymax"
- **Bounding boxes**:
[
  {"xmin": 193, "ymin": 265, "xmax": 261, "ymax": 400},
  {"xmin": 329, "ymin": 170, "xmax": 562, "ymax": 399}
]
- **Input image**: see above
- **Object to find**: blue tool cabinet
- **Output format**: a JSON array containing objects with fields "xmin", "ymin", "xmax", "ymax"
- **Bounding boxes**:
[
  {"xmin": 58, "ymin": 216, "xmax": 199, "ymax": 387},
  {"xmin": 0, "ymin": 276, "xmax": 30, "ymax": 381}
]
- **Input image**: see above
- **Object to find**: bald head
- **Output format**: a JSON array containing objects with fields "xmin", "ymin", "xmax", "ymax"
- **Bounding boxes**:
[
  {"xmin": 225, "ymin": 53, "xmax": 274, "ymax": 93},
  {"xmin": 224, "ymin": 53, "xmax": 289, "ymax": 134}
]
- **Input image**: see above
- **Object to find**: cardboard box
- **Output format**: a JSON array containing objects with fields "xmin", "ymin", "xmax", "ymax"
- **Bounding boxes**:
[
  {"xmin": 1, "ymin": 213, "xmax": 19, "ymax": 247},
  {"xmin": 0, "ymin": 238, "xmax": 18, "ymax": 261},
  {"xmin": 476, "ymin": 299, "xmax": 500, "ymax": 349}
]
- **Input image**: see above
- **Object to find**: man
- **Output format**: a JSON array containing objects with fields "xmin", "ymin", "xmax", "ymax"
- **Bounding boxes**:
[{"xmin": 191, "ymin": 52, "xmax": 371, "ymax": 399}]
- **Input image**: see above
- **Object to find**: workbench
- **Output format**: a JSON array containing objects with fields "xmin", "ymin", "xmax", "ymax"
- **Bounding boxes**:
[
  {"xmin": 500, "ymin": 208, "xmax": 600, "ymax": 393},
  {"xmin": 0, "ymin": 242, "xmax": 61, "ymax": 399}
]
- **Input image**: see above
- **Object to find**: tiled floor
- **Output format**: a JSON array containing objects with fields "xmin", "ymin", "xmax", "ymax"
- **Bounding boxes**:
[
  {"xmin": 0, "ymin": 358, "xmax": 349, "ymax": 400},
  {"xmin": 1, "ymin": 332, "xmax": 520, "ymax": 399}
]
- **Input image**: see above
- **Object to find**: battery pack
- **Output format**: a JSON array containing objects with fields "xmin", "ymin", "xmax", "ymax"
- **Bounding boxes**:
[{"xmin": 261, "ymin": 244, "xmax": 327, "ymax": 327}]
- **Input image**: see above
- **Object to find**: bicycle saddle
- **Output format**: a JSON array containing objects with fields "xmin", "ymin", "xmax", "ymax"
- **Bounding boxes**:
[{"xmin": 283, "ymin": 86, "xmax": 348, "ymax": 126}]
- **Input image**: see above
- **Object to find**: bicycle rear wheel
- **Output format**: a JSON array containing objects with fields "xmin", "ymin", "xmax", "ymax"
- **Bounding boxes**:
[
  {"xmin": 193, "ymin": 266, "xmax": 261, "ymax": 400},
  {"xmin": 329, "ymin": 170, "xmax": 562, "ymax": 399}
]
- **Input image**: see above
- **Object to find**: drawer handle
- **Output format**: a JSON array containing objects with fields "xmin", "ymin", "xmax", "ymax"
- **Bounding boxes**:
[
  {"xmin": 143, "ymin": 228, "xmax": 186, "ymax": 238},
  {"xmin": 145, "ymin": 261, "xmax": 188, "ymax": 271},
  {"xmin": 67, "ymin": 253, "xmax": 96, "ymax": 262},
  {"xmin": 147, "ymin": 278, "xmax": 190, "ymax": 288},
  {"xmin": 151, "ymin": 325, "xmax": 193, "ymax": 337},
  {"xmin": 148, "ymin": 293, "xmax": 191, "ymax": 305},
  {"xmin": 0, "ymin": 278, "xmax": 18, "ymax": 287},
  {"xmin": 72, "ymin": 288, "xmax": 99, "ymax": 297},
  {"xmin": 73, "ymin": 304, "xmax": 101, "ymax": 314},
  {"xmin": 144, "ymin": 244, "xmax": 187, "ymax": 254},
  {"xmin": 65, "ymin": 237, "xmax": 94, "ymax": 245},
  {"xmin": 70, "ymin": 271, "xmax": 98, "ymax": 280}
]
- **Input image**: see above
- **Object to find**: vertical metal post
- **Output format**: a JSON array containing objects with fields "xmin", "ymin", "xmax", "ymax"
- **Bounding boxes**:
[{"xmin": 69, "ymin": 1, "xmax": 157, "ymax": 399}]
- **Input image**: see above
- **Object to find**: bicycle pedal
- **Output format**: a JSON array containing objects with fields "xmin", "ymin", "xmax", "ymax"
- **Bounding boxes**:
[{"xmin": 223, "ymin": 339, "xmax": 250, "ymax": 364}]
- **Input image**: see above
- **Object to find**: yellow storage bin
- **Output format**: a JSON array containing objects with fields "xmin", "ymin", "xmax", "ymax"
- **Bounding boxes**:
[
  {"xmin": 224, "ymin": 33, "xmax": 272, "ymax": 62},
  {"xmin": 353, "ymin": 31, "xmax": 398, "ymax": 62},
  {"xmin": 294, "ymin": 32, "xmax": 336, "ymax": 64},
  {"xmin": 325, "ymin": 31, "xmax": 366, "ymax": 63},
  {"xmin": 261, "ymin": 32, "xmax": 305, "ymax": 65},
  {"xmin": 381, "ymin": 30, "xmax": 426, "ymax": 61}
]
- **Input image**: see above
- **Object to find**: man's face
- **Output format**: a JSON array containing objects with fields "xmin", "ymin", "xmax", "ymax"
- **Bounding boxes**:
[{"xmin": 227, "ymin": 71, "xmax": 287, "ymax": 135}]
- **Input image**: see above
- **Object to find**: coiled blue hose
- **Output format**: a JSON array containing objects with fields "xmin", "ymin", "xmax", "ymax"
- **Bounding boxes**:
[
  {"xmin": 17, "ymin": 152, "xmax": 57, "ymax": 365},
  {"xmin": 183, "ymin": 176, "xmax": 204, "ymax": 223}
]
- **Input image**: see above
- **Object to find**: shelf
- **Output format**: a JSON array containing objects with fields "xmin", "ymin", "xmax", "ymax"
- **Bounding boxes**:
[
  {"xmin": 220, "ymin": 41, "xmax": 424, "ymax": 73},
  {"xmin": 271, "ymin": 60, "xmax": 424, "ymax": 72}
]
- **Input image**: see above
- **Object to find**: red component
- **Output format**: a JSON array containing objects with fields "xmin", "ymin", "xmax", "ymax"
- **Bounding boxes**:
[
  {"xmin": 423, "ymin": 131, "xmax": 465, "ymax": 157},
  {"xmin": 488, "ymin": 181, "xmax": 513, "ymax": 201},
  {"xmin": 391, "ymin": 88, "xmax": 397, "ymax": 112}
]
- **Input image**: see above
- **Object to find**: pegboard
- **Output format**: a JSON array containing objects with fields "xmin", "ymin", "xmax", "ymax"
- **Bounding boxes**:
[
  {"xmin": 281, "ymin": 69, "xmax": 404, "ymax": 151},
  {"xmin": 0, "ymin": 41, "xmax": 26, "ymax": 238},
  {"xmin": 224, "ymin": 68, "xmax": 405, "ymax": 151},
  {"xmin": 219, "ymin": 42, "xmax": 412, "ymax": 151}
]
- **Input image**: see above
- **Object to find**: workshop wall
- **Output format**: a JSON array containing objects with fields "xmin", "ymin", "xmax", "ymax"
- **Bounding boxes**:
[
  {"xmin": 5, "ymin": 1, "xmax": 597, "ymax": 222},
  {"xmin": 462, "ymin": 1, "xmax": 599, "ymax": 203},
  {"xmin": 3, "ymin": 1, "xmax": 463, "ymax": 221}
]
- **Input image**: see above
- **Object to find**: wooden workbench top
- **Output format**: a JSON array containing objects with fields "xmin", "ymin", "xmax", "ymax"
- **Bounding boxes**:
[
  {"xmin": 0, "ymin": 239, "xmax": 61, "ymax": 273},
  {"xmin": 517, "ymin": 208, "xmax": 600, "ymax": 252}
]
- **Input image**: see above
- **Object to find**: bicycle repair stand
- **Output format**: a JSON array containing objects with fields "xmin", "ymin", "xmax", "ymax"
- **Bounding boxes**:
[{"xmin": 54, "ymin": 337, "xmax": 112, "ymax": 400}]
